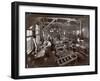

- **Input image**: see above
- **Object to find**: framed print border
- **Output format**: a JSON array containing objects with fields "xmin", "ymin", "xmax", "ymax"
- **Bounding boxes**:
[{"xmin": 11, "ymin": 1, "xmax": 98, "ymax": 79}]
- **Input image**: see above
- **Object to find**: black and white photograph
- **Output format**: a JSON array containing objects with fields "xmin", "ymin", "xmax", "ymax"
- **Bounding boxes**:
[
  {"xmin": 25, "ymin": 13, "xmax": 90, "ymax": 68},
  {"xmin": 11, "ymin": 1, "xmax": 97, "ymax": 79}
]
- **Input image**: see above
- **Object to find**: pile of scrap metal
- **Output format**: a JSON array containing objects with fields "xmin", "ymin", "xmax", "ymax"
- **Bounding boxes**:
[{"xmin": 74, "ymin": 46, "xmax": 89, "ymax": 60}]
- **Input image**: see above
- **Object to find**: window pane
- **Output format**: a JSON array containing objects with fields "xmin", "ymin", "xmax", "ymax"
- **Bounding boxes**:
[
  {"xmin": 27, "ymin": 37, "xmax": 33, "ymax": 54},
  {"xmin": 27, "ymin": 30, "xmax": 32, "ymax": 36}
]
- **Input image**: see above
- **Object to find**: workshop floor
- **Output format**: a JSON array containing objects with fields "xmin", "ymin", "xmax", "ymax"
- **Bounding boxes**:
[{"xmin": 27, "ymin": 49, "xmax": 89, "ymax": 68}]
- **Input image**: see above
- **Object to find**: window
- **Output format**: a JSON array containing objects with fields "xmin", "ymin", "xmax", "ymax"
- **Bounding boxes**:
[{"xmin": 26, "ymin": 30, "xmax": 33, "ymax": 54}]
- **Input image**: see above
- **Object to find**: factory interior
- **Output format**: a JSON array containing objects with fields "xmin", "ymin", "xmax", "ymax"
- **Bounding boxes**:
[{"xmin": 25, "ymin": 13, "xmax": 89, "ymax": 68}]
